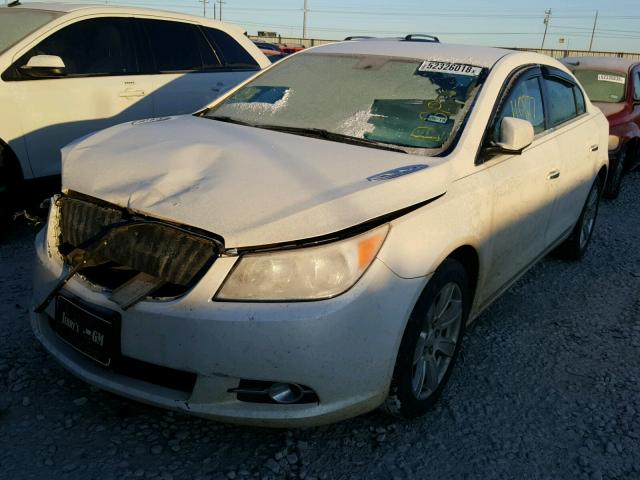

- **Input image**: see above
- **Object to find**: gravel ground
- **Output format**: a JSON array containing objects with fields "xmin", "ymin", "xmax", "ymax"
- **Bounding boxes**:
[{"xmin": 1, "ymin": 172, "xmax": 639, "ymax": 480}]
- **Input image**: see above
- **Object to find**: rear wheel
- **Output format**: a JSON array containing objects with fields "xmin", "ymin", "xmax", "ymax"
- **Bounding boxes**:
[
  {"xmin": 604, "ymin": 149, "xmax": 626, "ymax": 199},
  {"xmin": 384, "ymin": 259, "xmax": 470, "ymax": 418},
  {"xmin": 556, "ymin": 178, "xmax": 601, "ymax": 260}
]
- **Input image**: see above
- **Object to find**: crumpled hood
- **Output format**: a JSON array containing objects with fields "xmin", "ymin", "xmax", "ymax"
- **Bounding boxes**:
[
  {"xmin": 592, "ymin": 101, "xmax": 626, "ymax": 118},
  {"xmin": 62, "ymin": 115, "xmax": 450, "ymax": 248}
]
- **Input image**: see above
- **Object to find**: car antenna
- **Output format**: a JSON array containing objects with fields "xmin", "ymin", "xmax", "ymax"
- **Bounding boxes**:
[{"xmin": 8, "ymin": 0, "xmax": 21, "ymax": 6}]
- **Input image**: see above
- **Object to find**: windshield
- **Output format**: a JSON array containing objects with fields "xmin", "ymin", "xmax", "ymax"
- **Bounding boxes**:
[
  {"xmin": 0, "ymin": 9, "xmax": 61, "ymax": 55},
  {"xmin": 204, "ymin": 53, "xmax": 485, "ymax": 153},
  {"xmin": 573, "ymin": 69, "xmax": 627, "ymax": 103}
]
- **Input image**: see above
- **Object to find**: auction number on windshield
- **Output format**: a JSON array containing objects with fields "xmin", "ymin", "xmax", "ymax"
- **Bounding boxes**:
[{"xmin": 418, "ymin": 61, "xmax": 482, "ymax": 76}]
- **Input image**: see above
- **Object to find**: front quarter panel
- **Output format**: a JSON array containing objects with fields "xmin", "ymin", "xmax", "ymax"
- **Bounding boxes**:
[{"xmin": 378, "ymin": 166, "xmax": 491, "ymax": 316}]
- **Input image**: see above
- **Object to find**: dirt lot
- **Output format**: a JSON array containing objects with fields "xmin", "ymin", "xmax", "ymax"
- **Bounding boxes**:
[{"xmin": 1, "ymin": 173, "xmax": 639, "ymax": 480}]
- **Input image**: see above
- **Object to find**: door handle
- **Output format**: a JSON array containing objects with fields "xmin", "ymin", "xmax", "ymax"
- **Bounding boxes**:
[
  {"xmin": 590, "ymin": 144, "xmax": 599, "ymax": 152},
  {"xmin": 547, "ymin": 170, "xmax": 561, "ymax": 180},
  {"xmin": 119, "ymin": 89, "xmax": 146, "ymax": 98}
]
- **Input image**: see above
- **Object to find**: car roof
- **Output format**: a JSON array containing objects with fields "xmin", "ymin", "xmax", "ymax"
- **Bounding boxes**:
[
  {"xmin": 5, "ymin": 2, "xmax": 221, "ymax": 24},
  {"xmin": 4, "ymin": 2, "xmax": 103, "ymax": 13},
  {"xmin": 307, "ymin": 40, "xmax": 513, "ymax": 68},
  {"xmin": 562, "ymin": 56, "xmax": 638, "ymax": 74}
]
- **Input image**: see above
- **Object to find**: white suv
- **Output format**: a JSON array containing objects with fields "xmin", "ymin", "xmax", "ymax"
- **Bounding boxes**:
[{"xmin": 0, "ymin": 2, "xmax": 269, "ymax": 221}]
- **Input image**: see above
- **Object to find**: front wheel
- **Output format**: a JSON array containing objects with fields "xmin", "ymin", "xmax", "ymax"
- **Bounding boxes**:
[
  {"xmin": 556, "ymin": 178, "xmax": 601, "ymax": 260},
  {"xmin": 384, "ymin": 259, "xmax": 470, "ymax": 419}
]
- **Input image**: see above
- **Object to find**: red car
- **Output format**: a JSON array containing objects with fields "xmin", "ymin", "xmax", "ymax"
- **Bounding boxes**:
[
  {"xmin": 252, "ymin": 41, "xmax": 286, "ymax": 62},
  {"xmin": 279, "ymin": 43, "xmax": 305, "ymax": 55},
  {"xmin": 563, "ymin": 57, "xmax": 640, "ymax": 198}
]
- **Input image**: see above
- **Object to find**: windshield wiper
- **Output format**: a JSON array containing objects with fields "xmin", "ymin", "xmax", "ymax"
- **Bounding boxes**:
[
  {"xmin": 256, "ymin": 125, "xmax": 408, "ymax": 154},
  {"xmin": 207, "ymin": 116, "xmax": 256, "ymax": 127},
  {"xmin": 205, "ymin": 118, "xmax": 407, "ymax": 153}
]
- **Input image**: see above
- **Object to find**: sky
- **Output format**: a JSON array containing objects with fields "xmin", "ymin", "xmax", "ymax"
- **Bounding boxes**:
[{"xmin": 20, "ymin": 0, "xmax": 640, "ymax": 52}]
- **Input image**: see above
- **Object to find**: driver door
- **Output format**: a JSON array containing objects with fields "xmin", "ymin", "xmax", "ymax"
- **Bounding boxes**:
[
  {"xmin": 6, "ymin": 17, "xmax": 153, "ymax": 179},
  {"xmin": 480, "ymin": 68, "xmax": 562, "ymax": 302}
]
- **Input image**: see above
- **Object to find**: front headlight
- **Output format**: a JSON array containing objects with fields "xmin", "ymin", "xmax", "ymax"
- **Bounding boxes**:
[{"xmin": 215, "ymin": 224, "xmax": 389, "ymax": 301}]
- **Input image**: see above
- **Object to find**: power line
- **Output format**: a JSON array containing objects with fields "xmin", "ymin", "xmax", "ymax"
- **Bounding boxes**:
[{"xmin": 19, "ymin": 0, "xmax": 640, "ymax": 47}]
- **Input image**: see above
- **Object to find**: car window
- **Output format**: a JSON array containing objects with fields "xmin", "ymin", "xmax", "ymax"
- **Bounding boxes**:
[
  {"xmin": 15, "ymin": 17, "xmax": 138, "ymax": 77},
  {"xmin": 634, "ymin": 69, "xmax": 640, "ymax": 101},
  {"xmin": 575, "ymin": 86, "xmax": 586, "ymax": 114},
  {"xmin": 202, "ymin": 27, "xmax": 259, "ymax": 69},
  {"xmin": 493, "ymin": 76, "xmax": 545, "ymax": 139},
  {"xmin": 140, "ymin": 19, "xmax": 221, "ymax": 72},
  {"xmin": 544, "ymin": 78, "xmax": 578, "ymax": 127}
]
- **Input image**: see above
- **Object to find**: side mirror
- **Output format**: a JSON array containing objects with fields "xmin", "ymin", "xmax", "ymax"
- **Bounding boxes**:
[
  {"xmin": 486, "ymin": 117, "xmax": 535, "ymax": 156},
  {"xmin": 20, "ymin": 55, "xmax": 67, "ymax": 78}
]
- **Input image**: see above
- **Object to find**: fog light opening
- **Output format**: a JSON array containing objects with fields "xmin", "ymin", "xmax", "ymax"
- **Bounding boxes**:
[
  {"xmin": 268, "ymin": 383, "xmax": 304, "ymax": 404},
  {"xmin": 230, "ymin": 380, "xmax": 319, "ymax": 404}
]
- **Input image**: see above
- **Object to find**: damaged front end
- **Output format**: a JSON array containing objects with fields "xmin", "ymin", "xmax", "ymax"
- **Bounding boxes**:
[{"xmin": 36, "ymin": 194, "xmax": 222, "ymax": 312}]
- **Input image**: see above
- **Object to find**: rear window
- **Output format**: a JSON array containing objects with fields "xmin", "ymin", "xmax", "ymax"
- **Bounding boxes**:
[
  {"xmin": 202, "ymin": 27, "xmax": 259, "ymax": 69},
  {"xmin": 0, "ymin": 9, "xmax": 62, "ymax": 55},
  {"xmin": 573, "ymin": 69, "xmax": 626, "ymax": 103},
  {"xmin": 140, "ymin": 19, "xmax": 221, "ymax": 72},
  {"xmin": 545, "ymin": 78, "xmax": 578, "ymax": 126}
]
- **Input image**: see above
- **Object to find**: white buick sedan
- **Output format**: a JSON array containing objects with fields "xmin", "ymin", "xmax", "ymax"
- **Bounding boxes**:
[{"xmin": 31, "ymin": 39, "xmax": 609, "ymax": 427}]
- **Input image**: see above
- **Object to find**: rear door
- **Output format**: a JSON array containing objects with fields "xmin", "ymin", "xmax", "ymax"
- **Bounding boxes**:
[
  {"xmin": 540, "ymin": 67, "xmax": 597, "ymax": 244},
  {"xmin": 480, "ymin": 67, "xmax": 562, "ymax": 301},
  {"xmin": 137, "ymin": 19, "xmax": 260, "ymax": 116},
  {"xmin": 6, "ymin": 17, "xmax": 153, "ymax": 178}
]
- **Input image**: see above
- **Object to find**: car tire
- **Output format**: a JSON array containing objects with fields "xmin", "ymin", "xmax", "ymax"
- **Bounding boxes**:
[
  {"xmin": 604, "ymin": 149, "xmax": 625, "ymax": 199},
  {"xmin": 384, "ymin": 259, "xmax": 470, "ymax": 419},
  {"xmin": 555, "ymin": 177, "xmax": 601, "ymax": 261}
]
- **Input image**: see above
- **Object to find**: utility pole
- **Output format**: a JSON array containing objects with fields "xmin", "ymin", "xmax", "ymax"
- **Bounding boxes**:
[
  {"xmin": 218, "ymin": 0, "xmax": 226, "ymax": 20},
  {"xmin": 199, "ymin": 0, "xmax": 208, "ymax": 17},
  {"xmin": 302, "ymin": 0, "xmax": 308, "ymax": 39},
  {"xmin": 541, "ymin": 8, "xmax": 551, "ymax": 49},
  {"xmin": 589, "ymin": 10, "xmax": 599, "ymax": 51}
]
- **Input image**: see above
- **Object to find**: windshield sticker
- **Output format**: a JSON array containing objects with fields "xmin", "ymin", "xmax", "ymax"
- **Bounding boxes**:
[
  {"xmin": 597, "ymin": 74, "xmax": 625, "ymax": 84},
  {"xmin": 411, "ymin": 126, "xmax": 446, "ymax": 142},
  {"xmin": 225, "ymin": 87, "xmax": 292, "ymax": 115},
  {"xmin": 425, "ymin": 113, "xmax": 449, "ymax": 124},
  {"xmin": 228, "ymin": 86, "xmax": 290, "ymax": 105},
  {"xmin": 367, "ymin": 164, "xmax": 428, "ymax": 182},
  {"xmin": 417, "ymin": 61, "xmax": 482, "ymax": 76}
]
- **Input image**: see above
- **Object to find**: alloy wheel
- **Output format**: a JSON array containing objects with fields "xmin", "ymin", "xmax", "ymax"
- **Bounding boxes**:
[
  {"xmin": 411, "ymin": 282, "xmax": 463, "ymax": 399},
  {"xmin": 579, "ymin": 184, "xmax": 599, "ymax": 250}
]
